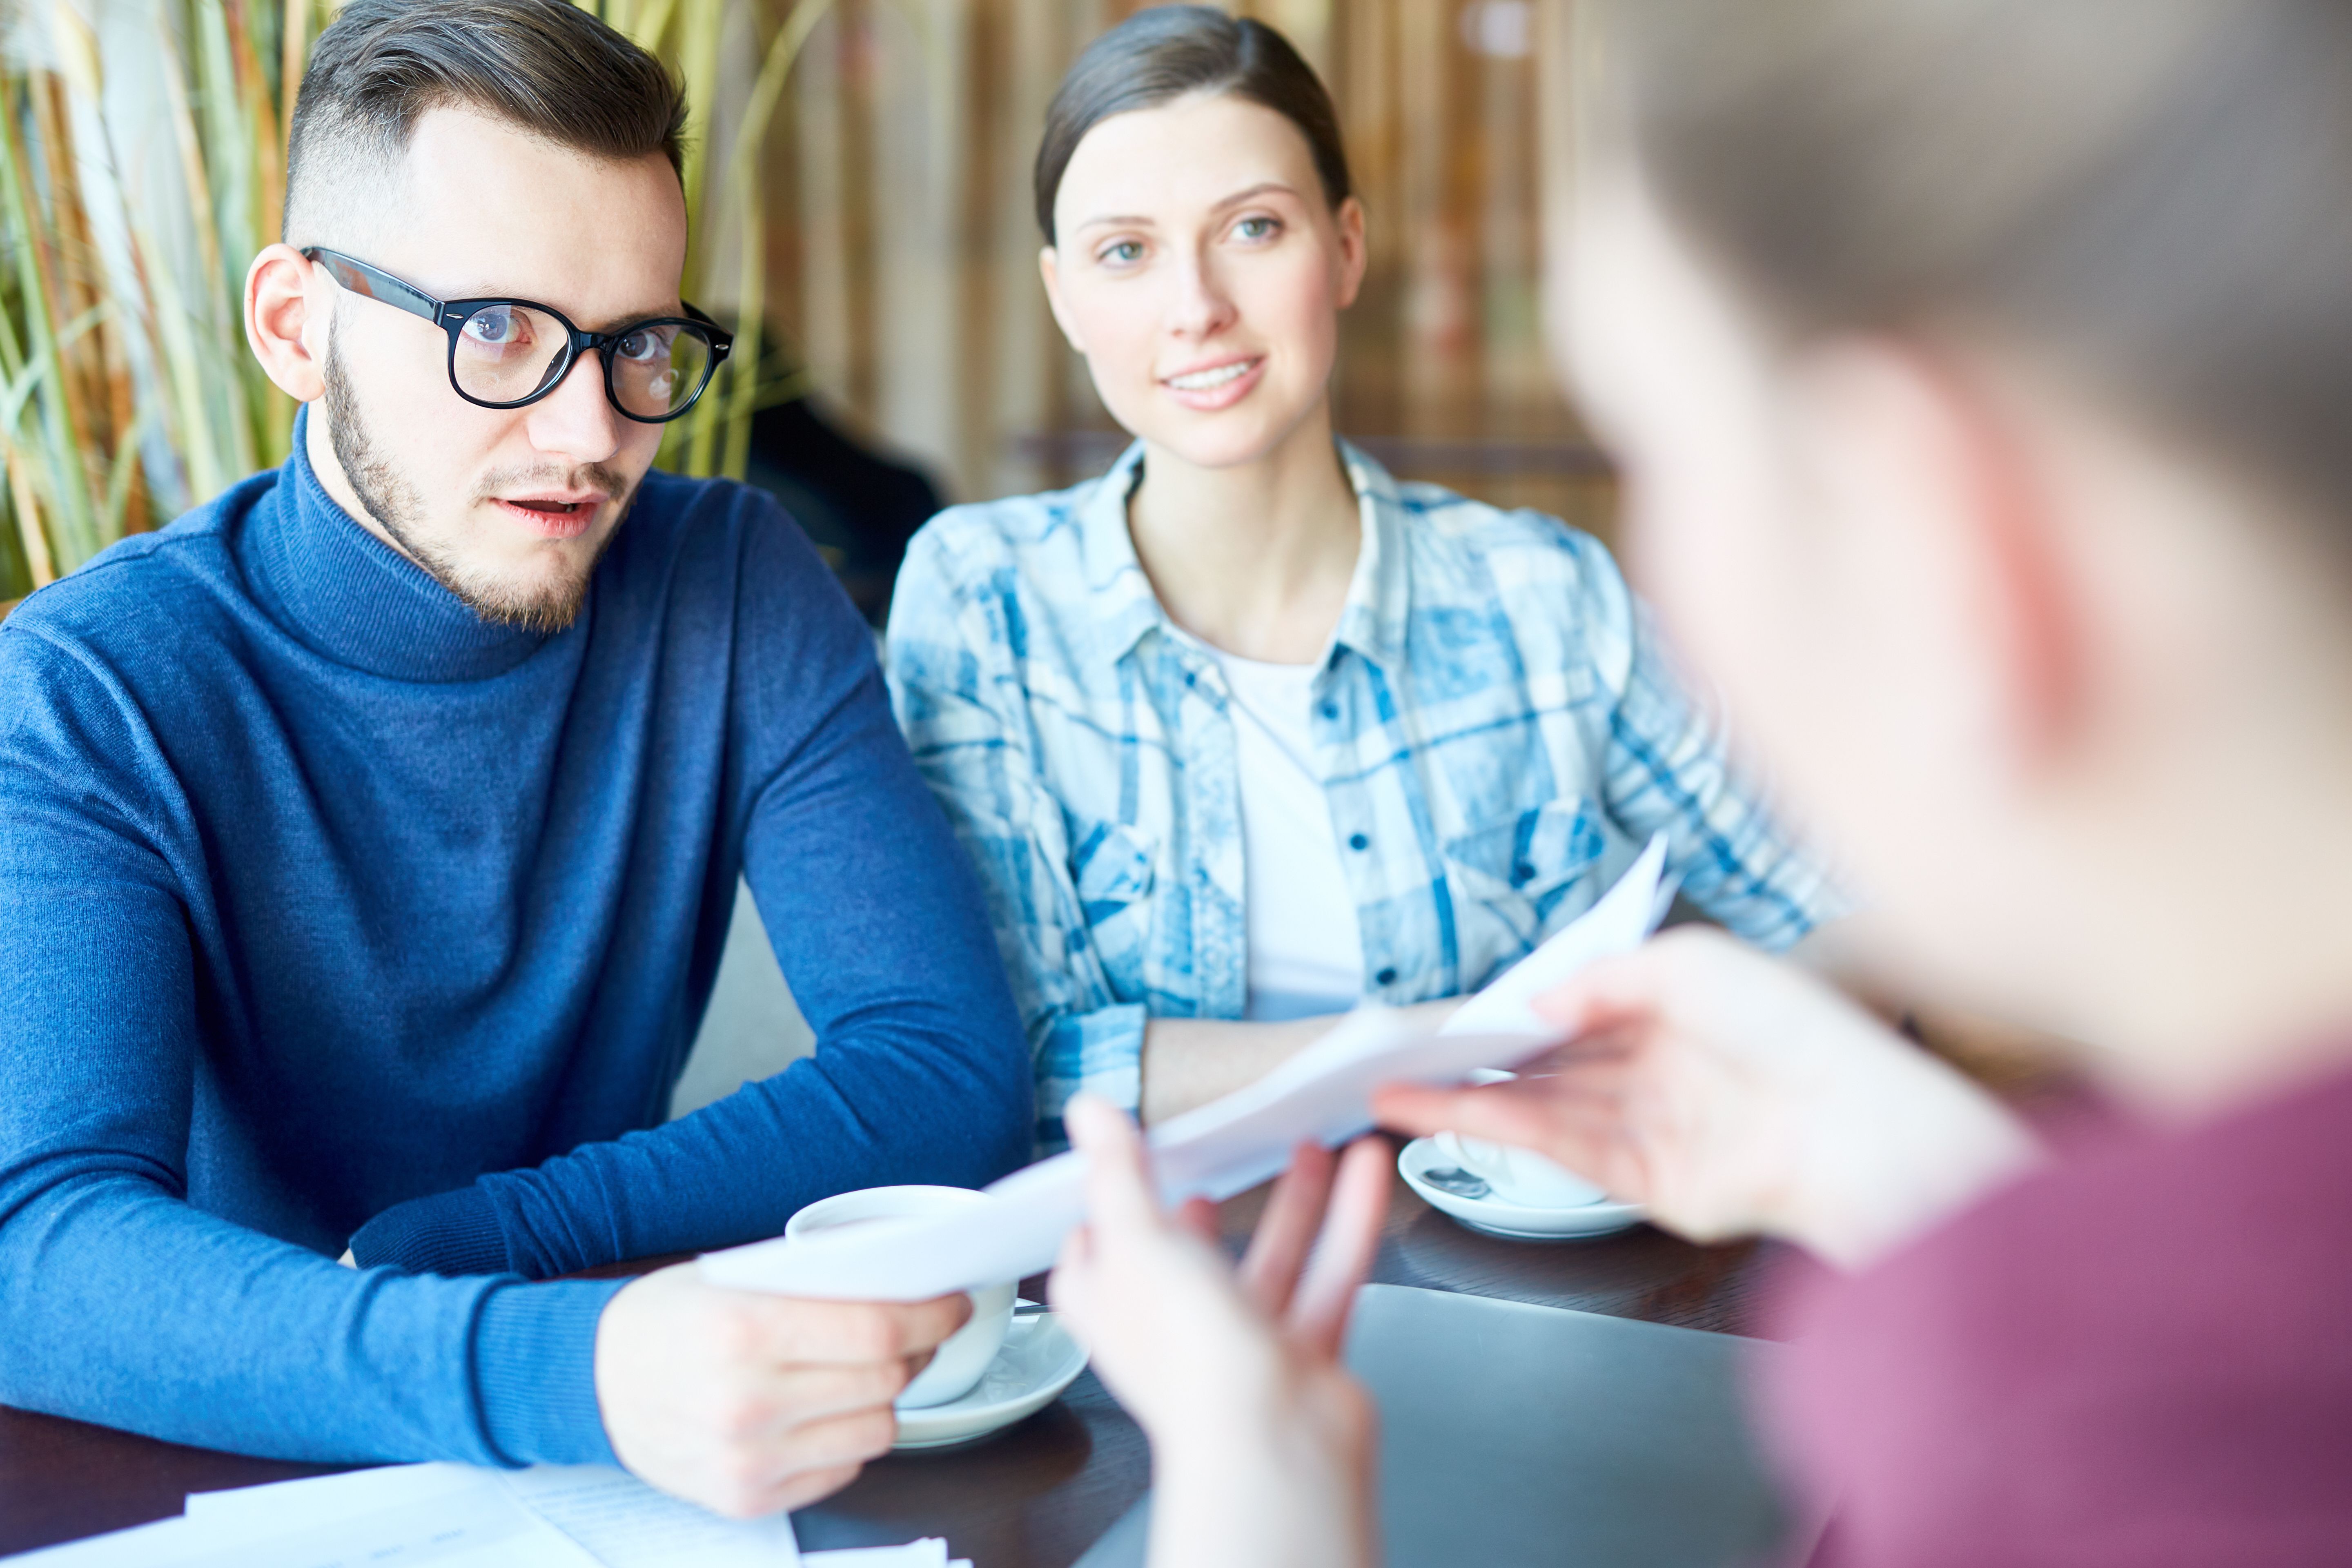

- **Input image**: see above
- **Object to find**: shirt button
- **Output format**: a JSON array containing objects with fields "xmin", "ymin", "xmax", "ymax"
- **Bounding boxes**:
[
  {"xmin": 1512, "ymin": 861, "xmax": 1535, "ymax": 886},
  {"xmin": 1319, "ymin": 701, "xmax": 1339, "ymax": 720},
  {"xmin": 1375, "ymin": 967, "xmax": 1398, "ymax": 987},
  {"xmin": 1348, "ymin": 833, "xmax": 1370, "ymax": 851}
]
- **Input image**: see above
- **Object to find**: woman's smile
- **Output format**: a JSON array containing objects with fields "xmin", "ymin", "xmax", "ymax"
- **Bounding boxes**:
[{"xmin": 1160, "ymin": 353, "xmax": 1266, "ymax": 410}]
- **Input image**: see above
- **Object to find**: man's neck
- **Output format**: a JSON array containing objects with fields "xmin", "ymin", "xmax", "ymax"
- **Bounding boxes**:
[{"xmin": 304, "ymin": 402, "xmax": 422, "ymax": 568}]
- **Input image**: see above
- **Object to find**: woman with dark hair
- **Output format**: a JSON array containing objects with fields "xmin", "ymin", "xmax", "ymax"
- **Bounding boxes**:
[
  {"xmin": 1047, "ymin": 0, "xmax": 2352, "ymax": 1564},
  {"xmin": 886, "ymin": 6, "xmax": 1838, "ymax": 1151}
]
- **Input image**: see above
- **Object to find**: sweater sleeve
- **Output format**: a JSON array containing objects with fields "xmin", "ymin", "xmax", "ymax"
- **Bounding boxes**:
[
  {"xmin": 883, "ymin": 524, "xmax": 1149, "ymax": 1155},
  {"xmin": 0, "ymin": 628, "xmax": 622, "ymax": 1466},
  {"xmin": 356, "ymin": 499, "xmax": 1036, "ymax": 1281}
]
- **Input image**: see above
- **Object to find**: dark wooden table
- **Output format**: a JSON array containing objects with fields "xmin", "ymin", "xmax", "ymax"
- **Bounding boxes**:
[{"xmin": 0, "ymin": 1176, "xmax": 1780, "ymax": 1565}]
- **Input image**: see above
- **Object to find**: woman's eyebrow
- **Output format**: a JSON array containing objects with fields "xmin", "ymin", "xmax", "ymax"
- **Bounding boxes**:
[
  {"xmin": 1209, "ymin": 180, "xmax": 1298, "ymax": 211},
  {"xmin": 1071, "ymin": 181, "xmax": 1301, "ymax": 234}
]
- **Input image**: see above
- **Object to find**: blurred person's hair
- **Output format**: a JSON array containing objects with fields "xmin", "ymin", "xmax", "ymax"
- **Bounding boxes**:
[
  {"xmin": 283, "ymin": 0, "xmax": 687, "ymax": 247},
  {"xmin": 1034, "ymin": 5, "xmax": 1353, "ymax": 241},
  {"xmin": 1608, "ymin": 0, "xmax": 2352, "ymax": 533}
]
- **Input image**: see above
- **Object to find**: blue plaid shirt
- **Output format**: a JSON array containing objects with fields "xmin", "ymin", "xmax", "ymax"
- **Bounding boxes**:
[{"xmin": 886, "ymin": 442, "xmax": 1839, "ymax": 1149}]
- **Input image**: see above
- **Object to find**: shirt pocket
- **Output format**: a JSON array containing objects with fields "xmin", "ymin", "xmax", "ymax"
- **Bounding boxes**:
[{"xmin": 1441, "ymin": 797, "xmax": 1608, "ymax": 957}]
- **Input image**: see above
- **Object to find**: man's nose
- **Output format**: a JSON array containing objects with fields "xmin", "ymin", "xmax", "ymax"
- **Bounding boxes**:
[{"xmin": 523, "ymin": 349, "xmax": 626, "ymax": 465}]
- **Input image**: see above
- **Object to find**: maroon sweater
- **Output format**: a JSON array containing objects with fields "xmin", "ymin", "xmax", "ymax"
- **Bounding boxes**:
[{"xmin": 1770, "ymin": 1064, "xmax": 2352, "ymax": 1566}]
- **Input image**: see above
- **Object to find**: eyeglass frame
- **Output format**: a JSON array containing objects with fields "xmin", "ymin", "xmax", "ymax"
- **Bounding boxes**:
[{"xmin": 299, "ymin": 246, "xmax": 734, "ymax": 425}]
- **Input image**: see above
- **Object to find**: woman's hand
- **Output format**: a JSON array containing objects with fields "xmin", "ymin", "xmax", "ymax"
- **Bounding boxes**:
[
  {"xmin": 1374, "ymin": 928, "xmax": 2040, "ymax": 1269},
  {"xmin": 1051, "ymin": 1095, "xmax": 1386, "ymax": 1568}
]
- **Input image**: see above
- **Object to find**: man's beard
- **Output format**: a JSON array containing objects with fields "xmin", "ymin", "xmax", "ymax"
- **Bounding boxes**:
[{"xmin": 321, "ymin": 336, "xmax": 635, "ymax": 634}]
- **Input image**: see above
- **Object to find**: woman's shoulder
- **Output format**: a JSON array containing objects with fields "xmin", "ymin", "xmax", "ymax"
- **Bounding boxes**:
[
  {"xmin": 1375, "ymin": 472, "xmax": 1628, "ymax": 614},
  {"xmin": 904, "ymin": 471, "xmax": 1120, "ymax": 592},
  {"xmin": 1388, "ymin": 477, "xmax": 1606, "ymax": 570}
]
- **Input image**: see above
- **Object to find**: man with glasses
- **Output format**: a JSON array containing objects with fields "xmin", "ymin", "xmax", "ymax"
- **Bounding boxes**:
[{"xmin": 0, "ymin": 0, "xmax": 1029, "ymax": 1519}]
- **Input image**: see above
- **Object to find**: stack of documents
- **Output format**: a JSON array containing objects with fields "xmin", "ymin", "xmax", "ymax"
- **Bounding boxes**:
[{"xmin": 18, "ymin": 1459, "xmax": 966, "ymax": 1566}]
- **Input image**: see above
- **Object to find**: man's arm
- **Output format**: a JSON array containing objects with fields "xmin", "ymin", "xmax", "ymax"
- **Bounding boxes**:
[
  {"xmin": 0, "ymin": 606, "xmax": 979, "ymax": 1501},
  {"xmin": 0, "ymin": 633, "xmax": 617, "ymax": 1463},
  {"xmin": 351, "ymin": 498, "xmax": 1034, "ymax": 1279}
]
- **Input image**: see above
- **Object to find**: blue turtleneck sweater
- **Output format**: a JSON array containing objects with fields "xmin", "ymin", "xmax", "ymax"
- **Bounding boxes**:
[{"xmin": 0, "ymin": 416, "xmax": 1031, "ymax": 1466}]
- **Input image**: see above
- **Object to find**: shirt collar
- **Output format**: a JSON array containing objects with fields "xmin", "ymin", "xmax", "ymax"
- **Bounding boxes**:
[
  {"xmin": 1330, "ymin": 440, "xmax": 1413, "ymax": 673},
  {"xmin": 1075, "ymin": 441, "xmax": 1173, "ymax": 667},
  {"xmin": 1076, "ymin": 437, "xmax": 1413, "ymax": 673}
]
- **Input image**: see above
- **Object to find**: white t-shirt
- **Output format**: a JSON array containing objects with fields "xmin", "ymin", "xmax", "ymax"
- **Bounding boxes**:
[{"xmin": 1205, "ymin": 645, "xmax": 1367, "ymax": 1021}]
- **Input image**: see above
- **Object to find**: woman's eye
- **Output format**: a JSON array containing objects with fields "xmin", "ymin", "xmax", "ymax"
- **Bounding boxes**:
[
  {"xmin": 1100, "ymin": 240, "xmax": 1145, "ymax": 265},
  {"xmin": 1234, "ymin": 216, "xmax": 1280, "ymax": 242}
]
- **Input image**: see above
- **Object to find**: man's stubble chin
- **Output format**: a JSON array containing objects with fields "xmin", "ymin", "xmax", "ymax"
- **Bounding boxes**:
[{"xmin": 319, "ymin": 339, "xmax": 635, "ymax": 635}]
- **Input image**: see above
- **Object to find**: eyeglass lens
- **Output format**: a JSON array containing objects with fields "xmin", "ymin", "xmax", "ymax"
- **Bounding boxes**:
[{"xmin": 452, "ymin": 305, "xmax": 716, "ymax": 418}]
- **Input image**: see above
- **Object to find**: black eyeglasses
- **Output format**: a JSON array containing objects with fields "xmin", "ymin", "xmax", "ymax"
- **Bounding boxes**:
[{"xmin": 301, "ymin": 247, "xmax": 733, "ymax": 424}]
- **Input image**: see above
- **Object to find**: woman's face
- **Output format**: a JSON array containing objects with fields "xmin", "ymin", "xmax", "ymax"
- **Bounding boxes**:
[{"xmin": 1042, "ymin": 92, "xmax": 1365, "ymax": 471}]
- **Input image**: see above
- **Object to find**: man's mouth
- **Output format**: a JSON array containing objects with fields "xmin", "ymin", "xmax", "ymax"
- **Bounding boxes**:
[{"xmin": 492, "ymin": 492, "xmax": 606, "ymax": 540}]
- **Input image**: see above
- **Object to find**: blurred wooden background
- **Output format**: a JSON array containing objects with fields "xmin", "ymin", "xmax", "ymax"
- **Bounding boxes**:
[
  {"xmin": 0, "ymin": 0, "xmax": 1609, "ymax": 615},
  {"xmin": 733, "ymin": 0, "xmax": 1613, "ymax": 529}
]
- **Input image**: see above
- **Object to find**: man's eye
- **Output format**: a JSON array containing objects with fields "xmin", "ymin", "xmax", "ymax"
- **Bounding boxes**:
[
  {"xmin": 463, "ymin": 308, "xmax": 525, "ymax": 346},
  {"xmin": 616, "ymin": 328, "xmax": 667, "ymax": 362}
]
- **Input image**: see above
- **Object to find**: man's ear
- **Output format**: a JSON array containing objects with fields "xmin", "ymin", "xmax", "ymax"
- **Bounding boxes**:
[
  {"xmin": 1786, "ymin": 337, "xmax": 2084, "ymax": 778},
  {"xmin": 1037, "ymin": 246, "xmax": 1088, "ymax": 354},
  {"xmin": 245, "ymin": 243, "xmax": 327, "ymax": 402}
]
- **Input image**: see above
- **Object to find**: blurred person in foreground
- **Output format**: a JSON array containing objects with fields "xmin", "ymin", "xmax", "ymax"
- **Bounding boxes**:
[
  {"xmin": 887, "ymin": 7, "xmax": 1840, "ymax": 1154},
  {"xmin": 1052, "ymin": 0, "xmax": 2352, "ymax": 1562},
  {"xmin": 0, "ymin": 0, "xmax": 1030, "ymax": 1515}
]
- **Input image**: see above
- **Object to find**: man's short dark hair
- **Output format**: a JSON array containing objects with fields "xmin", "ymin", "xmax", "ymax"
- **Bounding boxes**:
[{"xmin": 283, "ymin": 0, "xmax": 688, "ymax": 246}]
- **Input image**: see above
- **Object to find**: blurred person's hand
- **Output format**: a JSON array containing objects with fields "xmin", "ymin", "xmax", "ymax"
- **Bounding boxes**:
[
  {"xmin": 1052, "ymin": 1096, "xmax": 1385, "ymax": 1568},
  {"xmin": 596, "ymin": 1262, "xmax": 970, "ymax": 1517},
  {"xmin": 1376, "ymin": 927, "xmax": 2040, "ymax": 1269}
]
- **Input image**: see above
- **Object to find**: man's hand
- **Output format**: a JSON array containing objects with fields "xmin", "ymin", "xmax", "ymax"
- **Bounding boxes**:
[
  {"xmin": 1051, "ymin": 1096, "xmax": 1387, "ymax": 1568},
  {"xmin": 594, "ymin": 1262, "xmax": 970, "ymax": 1517},
  {"xmin": 1376, "ymin": 927, "xmax": 2042, "ymax": 1269}
]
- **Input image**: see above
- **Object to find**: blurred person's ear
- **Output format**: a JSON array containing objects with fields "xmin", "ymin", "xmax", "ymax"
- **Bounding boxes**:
[
  {"xmin": 1038, "ymin": 245, "xmax": 1089, "ymax": 354},
  {"xmin": 1779, "ymin": 337, "xmax": 2084, "ymax": 800},
  {"xmin": 245, "ymin": 244, "xmax": 331, "ymax": 404}
]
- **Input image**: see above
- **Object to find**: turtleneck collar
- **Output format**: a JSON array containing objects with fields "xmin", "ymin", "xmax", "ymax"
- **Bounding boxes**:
[{"xmin": 237, "ymin": 408, "xmax": 559, "ymax": 682}]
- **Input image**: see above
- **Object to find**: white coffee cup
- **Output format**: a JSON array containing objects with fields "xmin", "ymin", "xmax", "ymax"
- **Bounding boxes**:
[
  {"xmin": 783, "ymin": 1185, "xmax": 1016, "ymax": 1409},
  {"xmin": 1433, "ymin": 1069, "xmax": 1607, "ymax": 1209}
]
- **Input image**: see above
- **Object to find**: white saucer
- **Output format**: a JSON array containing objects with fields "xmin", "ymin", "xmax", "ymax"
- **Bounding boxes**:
[
  {"xmin": 891, "ymin": 1302, "xmax": 1089, "ymax": 1450},
  {"xmin": 1398, "ymin": 1136, "xmax": 1645, "ymax": 1240}
]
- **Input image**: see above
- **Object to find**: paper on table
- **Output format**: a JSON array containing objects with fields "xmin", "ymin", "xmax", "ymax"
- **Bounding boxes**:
[
  {"xmin": 699, "ymin": 835, "xmax": 1669, "ymax": 1302},
  {"xmin": 187, "ymin": 1461, "xmax": 799, "ymax": 1567},
  {"xmin": 503, "ymin": 1465, "xmax": 800, "ymax": 1567},
  {"xmin": 804, "ymin": 1541, "xmax": 968, "ymax": 1567},
  {"xmin": 24, "ymin": 1469, "xmax": 600, "ymax": 1567}
]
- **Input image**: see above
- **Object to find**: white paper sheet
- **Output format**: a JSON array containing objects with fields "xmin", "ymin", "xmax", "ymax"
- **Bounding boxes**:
[
  {"xmin": 186, "ymin": 1461, "xmax": 799, "ymax": 1567},
  {"xmin": 699, "ymin": 836, "xmax": 1668, "ymax": 1302},
  {"xmin": 804, "ymin": 1541, "xmax": 967, "ymax": 1567},
  {"xmin": 1440, "ymin": 834, "xmax": 1678, "ymax": 1040},
  {"xmin": 24, "ymin": 1469, "xmax": 601, "ymax": 1567},
  {"xmin": 501, "ymin": 1465, "xmax": 801, "ymax": 1567}
]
